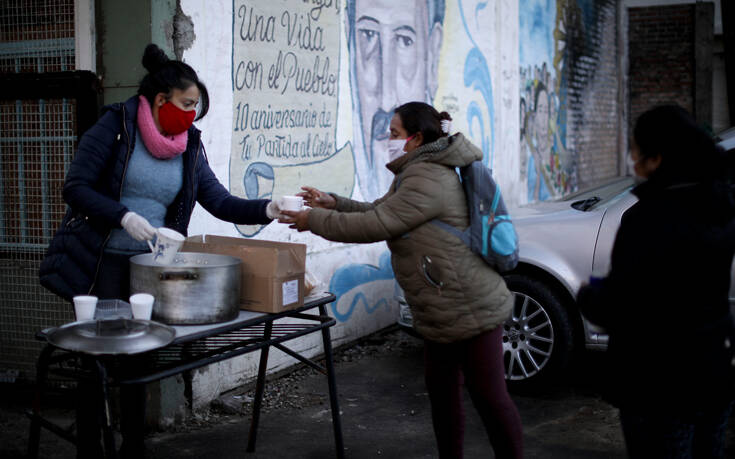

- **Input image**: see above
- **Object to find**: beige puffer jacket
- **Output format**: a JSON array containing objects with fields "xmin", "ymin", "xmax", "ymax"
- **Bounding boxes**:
[{"xmin": 308, "ymin": 133, "xmax": 513, "ymax": 343}]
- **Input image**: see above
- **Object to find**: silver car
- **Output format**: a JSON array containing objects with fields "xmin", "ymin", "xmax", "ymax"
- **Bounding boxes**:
[{"xmin": 399, "ymin": 131, "xmax": 735, "ymax": 390}]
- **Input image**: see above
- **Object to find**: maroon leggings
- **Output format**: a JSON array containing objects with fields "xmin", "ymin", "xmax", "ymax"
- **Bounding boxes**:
[{"xmin": 424, "ymin": 326, "xmax": 524, "ymax": 459}]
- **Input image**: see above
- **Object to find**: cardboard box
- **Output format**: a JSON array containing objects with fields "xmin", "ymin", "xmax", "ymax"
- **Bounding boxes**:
[{"xmin": 183, "ymin": 235, "xmax": 306, "ymax": 313}]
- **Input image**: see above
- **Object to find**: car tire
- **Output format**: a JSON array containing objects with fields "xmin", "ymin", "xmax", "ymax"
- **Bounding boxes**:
[{"xmin": 502, "ymin": 274, "xmax": 574, "ymax": 392}]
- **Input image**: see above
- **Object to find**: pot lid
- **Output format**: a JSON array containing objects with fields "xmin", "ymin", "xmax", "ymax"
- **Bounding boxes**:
[{"xmin": 47, "ymin": 319, "xmax": 176, "ymax": 355}]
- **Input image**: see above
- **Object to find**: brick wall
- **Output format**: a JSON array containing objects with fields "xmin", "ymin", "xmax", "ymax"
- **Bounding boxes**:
[
  {"xmin": 629, "ymin": 5, "xmax": 695, "ymax": 128},
  {"xmin": 519, "ymin": 0, "xmax": 622, "ymax": 201},
  {"xmin": 570, "ymin": 0, "xmax": 622, "ymax": 191}
]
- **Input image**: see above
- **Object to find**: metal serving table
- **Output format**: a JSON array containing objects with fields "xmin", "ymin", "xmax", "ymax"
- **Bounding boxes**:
[{"xmin": 27, "ymin": 292, "xmax": 344, "ymax": 459}]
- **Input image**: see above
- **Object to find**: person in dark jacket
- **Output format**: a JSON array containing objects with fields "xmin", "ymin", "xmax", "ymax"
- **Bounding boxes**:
[
  {"xmin": 577, "ymin": 105, "xmax": 735, "ymax": 458},
  {"xmin": 39, "ymin": 44, "xmax": 282, "ymax": 458},
  {"xmin": 40, "ymin": 44, "xmax": 281, "ymax": 301}
]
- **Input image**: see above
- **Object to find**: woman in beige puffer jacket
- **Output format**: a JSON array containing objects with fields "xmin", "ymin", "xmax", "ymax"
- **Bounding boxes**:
[{"xmin": 281, "ymin": 102, "xmax": 523, "ymax": 459}]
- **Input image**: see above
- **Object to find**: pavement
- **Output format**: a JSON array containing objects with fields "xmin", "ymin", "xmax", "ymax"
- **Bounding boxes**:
[{"xmin": 2, "ymin": 327, "xmax": 734, "ymax": 458}]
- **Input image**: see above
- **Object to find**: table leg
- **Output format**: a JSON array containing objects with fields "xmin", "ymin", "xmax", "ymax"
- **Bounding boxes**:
[
  {"xmin": 319, "ymin": 304, "xmax": 345, "ymax": 459},
  {"xmin": 95, "ymin": 361, "xmax": 117, "ymax": 459},
  {"xmin": 27, "ymin": 345, "xmax": 55, "ymax": 459},
  {"xmin": 246, "ymin": 321, "xmax": 273, "ymax": 453},
  {"xmin": 183, "ymin": 343, "xmax": 194, "ymax": 415}
]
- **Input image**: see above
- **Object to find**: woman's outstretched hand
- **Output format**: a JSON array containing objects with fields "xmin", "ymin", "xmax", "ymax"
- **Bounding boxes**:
[
  {"xmin": 279, "ymin": 209, "xmax": 311, "ymax": 232},
  {"xmin": 297, "ymin": 186, "xmax": 336, "ymax": 209}
]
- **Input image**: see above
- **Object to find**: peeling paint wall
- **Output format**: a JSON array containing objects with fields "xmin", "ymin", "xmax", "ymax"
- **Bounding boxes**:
[{"xmin": 172, "ymin": 1, "xmax": 195, "ymax": 60}]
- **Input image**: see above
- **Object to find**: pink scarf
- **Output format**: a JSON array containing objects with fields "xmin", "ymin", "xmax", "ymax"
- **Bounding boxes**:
[{"xmin": 136, "ymin": 95, "xmax": 188, "ymax": 159}]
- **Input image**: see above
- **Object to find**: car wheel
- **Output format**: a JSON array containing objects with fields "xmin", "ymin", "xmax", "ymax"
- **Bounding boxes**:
[{"xmin": 502, "ymin": 274, "xmax": 574, "ymax": 392}]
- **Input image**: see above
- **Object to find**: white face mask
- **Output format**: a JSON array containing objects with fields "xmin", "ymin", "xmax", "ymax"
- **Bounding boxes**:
[
  {"xmin": 387, "ymin": 139, "xmax": 407, "ymax": 162},
  {"xmin": 626, "ymin": 154, "xmax": 648, "ymax": 185},
  {"xmin": 387, "ymin": 135, "xmax": 415, "ymax": 162}
]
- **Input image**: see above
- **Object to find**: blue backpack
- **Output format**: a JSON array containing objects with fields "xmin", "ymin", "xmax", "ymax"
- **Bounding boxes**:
[{"xmin": 430, "ymin": 161, "xmax": 519, "ymax": 272}]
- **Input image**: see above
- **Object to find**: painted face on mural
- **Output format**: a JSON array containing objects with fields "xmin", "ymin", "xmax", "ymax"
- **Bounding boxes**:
[
  {"xmin": 534, "ymin": 88, "xmax": 550, "ymax": 154},
  {"xmin": 349, "ymin": 0, "xmax": 442, "ymax": 199}
]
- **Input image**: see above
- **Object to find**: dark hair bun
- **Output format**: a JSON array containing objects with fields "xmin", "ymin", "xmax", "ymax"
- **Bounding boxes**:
[
  {"xmin": 142, "ymin": 43, "xmax": 169, "ymax": 72},
  {"xmin": 439, "ymin": 111, "xmax": 452, "ymax": 122}
]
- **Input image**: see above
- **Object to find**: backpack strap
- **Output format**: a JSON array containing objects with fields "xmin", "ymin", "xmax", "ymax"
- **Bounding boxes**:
[
  {"xmin": 395, "ymin": 169, "xmax": 470, "ymax": 245},
  {"xmin": 429, "ymin": 219, "xmax": 471, "ymax": 246}
]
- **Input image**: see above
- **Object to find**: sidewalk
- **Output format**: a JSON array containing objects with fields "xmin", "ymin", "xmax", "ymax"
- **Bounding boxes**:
[{"xmin": 2, "ymin": 327, "xmax": 731, "ymax": 458}]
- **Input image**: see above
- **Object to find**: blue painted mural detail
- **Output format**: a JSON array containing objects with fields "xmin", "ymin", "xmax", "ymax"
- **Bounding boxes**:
[
  {"xmin": 324, "ymin": 0, "xmax": 448, "ymax": 324},
  {"xmin": 328, "ymin": 251, "xmax": 395, "ymax": 322},
  {"xmin": 459, "ymin": 1, "xmax": 495, "ymax": 170},
  {"xmin": 520, "ymin": 0, "xmax": 577, "ymax": 201},
  {"xmin": 243, "ymin": 162, "xmax": 275, "ymax": 200},
  {"xmin": 519, "ymin": 0, "xmax": 555, "ymax": 69}
]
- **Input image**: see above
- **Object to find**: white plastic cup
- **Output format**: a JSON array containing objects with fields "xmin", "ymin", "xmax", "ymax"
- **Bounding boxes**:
[
  {"xmin": 73, "ymin": 295, "xmax": 97, "ymax": 321},
  {"xmin": 129, "ymin": 293, "xmax": 155, "ymax": 320},
  {"xmin": 146, "ymin": 227, "xmax": 185, "ymax": 265},
  {"xmin": 280, "ymin": 195, "xmax": 304, "ymax": 212}
]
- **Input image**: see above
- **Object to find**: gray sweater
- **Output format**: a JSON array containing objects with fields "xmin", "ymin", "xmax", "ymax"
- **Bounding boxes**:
[{"xmin": 106, "ymin": 138, "xmax": 183, "ymax": 252}]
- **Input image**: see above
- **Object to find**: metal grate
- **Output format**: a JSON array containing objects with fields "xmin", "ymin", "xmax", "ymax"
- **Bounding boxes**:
[
  {"xmin": 0, "ymin": 0, "xmax": 77, "ymax": 381},
  {"xmin": 0, "ymin": 0, "xmax": 75, "ymax": 73},
  {"xmin": 0, "ymin": 100, "xmax": 74, "ymax": 247},
  {"xmin": 0, "ymin": 99, "xmax": 76, "ymax": 380}
]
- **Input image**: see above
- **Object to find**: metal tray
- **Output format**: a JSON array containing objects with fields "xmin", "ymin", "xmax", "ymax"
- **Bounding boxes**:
[{"xmin": 47, "ymin": 319, "xmax": 176, "ymax": 355}]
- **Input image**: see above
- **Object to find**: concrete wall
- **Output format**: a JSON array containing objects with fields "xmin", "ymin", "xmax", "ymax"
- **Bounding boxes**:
[
  {"xmin": 91, "ymin": 0, "xmax": 622, "ymax": 422},
  {"xmin": 179, "ymin": 0, "xmax": 522, "ymax": 413}
]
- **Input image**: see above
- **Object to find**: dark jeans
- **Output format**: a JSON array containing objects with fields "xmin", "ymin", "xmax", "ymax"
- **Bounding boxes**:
[
  {"xmin": 76, "ymin": 250, "xmax": 146, "ymax": 459},
  {"xmin": 620, "ymin": 401, "xmax": 734, "ymax": 459},
  {"xmin": 424, "ymin": 327, "xmax": 524, "ymax": 459}
]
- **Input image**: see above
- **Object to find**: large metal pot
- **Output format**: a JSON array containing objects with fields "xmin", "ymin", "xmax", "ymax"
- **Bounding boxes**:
[{"xmin": 129, "ymin": 252, "xmax": 241, "ymax": 325}]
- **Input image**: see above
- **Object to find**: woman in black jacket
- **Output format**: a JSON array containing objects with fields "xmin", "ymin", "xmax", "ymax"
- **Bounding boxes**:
[
  {"xmin": 578, "ymin": 105, "xmax": 735, "ymax": 458},
  {"xmin": 40, "ymin": 44, "xmax": 282, "ymax": 458},
  {"xmin": 41, "ymin": 44, "xmax": 281, "ymax": 301}
]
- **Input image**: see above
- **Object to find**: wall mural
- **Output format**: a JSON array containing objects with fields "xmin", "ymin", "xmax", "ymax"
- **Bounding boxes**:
[
  {"xmin": 327, "ymin": 0, "xmax": 506, "ymax": 323},
  {"xmin": 230, "ymin": 0, "xmax": 353, "ymax": 236},
  {"xmin": 229, "ymin": 0, "xmax": 501, "ymax": 323},
  {"xmin": 519, "ymin": 0, "xmax": 577, "ymax": 202},
  {"xmin": 457, "ymin": 0, "xmax": 495, "ymax": 170},
  {"xmin": 328, "ymin": 251, "xmax": 396, "ymax": 322},
  {"xmin": 346, "ymin": 0, "xmax": 444, "ymax": 202},
  {"xmin": 322, "ymin": 0, "xmax": 447, "ymax": 322}
]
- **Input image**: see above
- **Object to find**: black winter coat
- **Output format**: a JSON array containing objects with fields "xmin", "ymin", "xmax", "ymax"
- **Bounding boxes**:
[
  {"xmin": 578, "ymin": 176, "xmax": 735, "ymax": 412},
  {"xmin": 40, "ymin": 96, "xmax": 271, "ymax": 300}
]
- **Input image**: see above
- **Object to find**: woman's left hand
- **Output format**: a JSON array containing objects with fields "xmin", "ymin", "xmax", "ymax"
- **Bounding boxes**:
[{"xmin": 279, "ymin": 209, "xmax": 311, "ymax": 232}]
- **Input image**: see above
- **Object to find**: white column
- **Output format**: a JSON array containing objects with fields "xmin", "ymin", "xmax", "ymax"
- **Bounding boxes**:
[{"xmin": 74, "ymin": 0, "xmax": 96, "ymax": 72}]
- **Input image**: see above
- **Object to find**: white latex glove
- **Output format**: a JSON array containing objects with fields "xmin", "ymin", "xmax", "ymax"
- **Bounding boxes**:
[
  {"xmin": 121, "ymin": 211, "xmax": 156, "ymax": 241},
  {"xmin": 266, "ymin": 199, "xmax": 282, "ymax": 219}
]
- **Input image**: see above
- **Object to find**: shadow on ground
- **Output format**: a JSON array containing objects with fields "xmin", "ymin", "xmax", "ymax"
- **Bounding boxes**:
[{"xmin": 2, "ymin": 327, "xmax": 734, "ymax": 458}]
